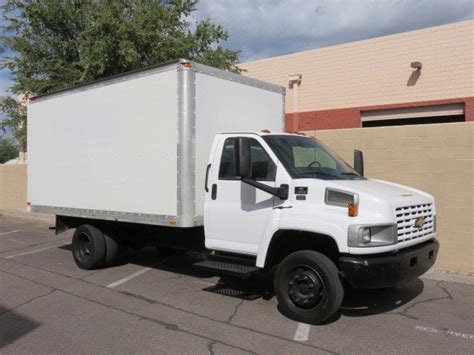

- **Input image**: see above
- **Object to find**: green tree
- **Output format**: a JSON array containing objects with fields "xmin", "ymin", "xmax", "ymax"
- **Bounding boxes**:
[
  {"xmin": 0, "ymin": 96, "xmax": 26, "ymax": 152},
  {"xmin": 0, "ymin": 137, "xmax": 19, "ymax": 163},
  {"xmin": 0, "ymin": 0, "xmax": 241, "ymax": 148}
]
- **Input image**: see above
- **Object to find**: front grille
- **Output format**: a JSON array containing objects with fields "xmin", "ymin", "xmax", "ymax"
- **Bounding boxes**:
[{"xmin": 396, "ymin": 204, "xmax": 434, "ymax": 242}]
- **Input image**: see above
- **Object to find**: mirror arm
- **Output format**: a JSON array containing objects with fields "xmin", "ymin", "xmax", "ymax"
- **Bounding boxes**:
[{"xmin": 242, "ymin": 178, "xmax": 289, "ymax": 200}]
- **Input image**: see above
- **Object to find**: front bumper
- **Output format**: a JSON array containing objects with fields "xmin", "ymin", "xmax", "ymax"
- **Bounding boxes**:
[{"xmin": 339, "ymin": 239, "xmax": 439, "ymax": 289}]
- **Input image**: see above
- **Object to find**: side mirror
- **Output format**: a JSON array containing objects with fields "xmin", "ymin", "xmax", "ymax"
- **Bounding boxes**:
[
  {"xmin": 236, "ymin": 137, "xmax": 252, "ymax": 179},
  {"xmin": 354, "ymin": 150, "xmax": 364, "ymax": 176}
]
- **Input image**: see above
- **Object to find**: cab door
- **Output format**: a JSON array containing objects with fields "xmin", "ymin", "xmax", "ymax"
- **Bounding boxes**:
[{"xmin": 204, "ymin": 135, "xmax": 277, "ymax": 255}]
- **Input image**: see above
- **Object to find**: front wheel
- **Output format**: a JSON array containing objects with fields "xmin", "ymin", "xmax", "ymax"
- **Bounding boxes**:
[{"xmin": 274, "ymin": 250, "xmax": 343, "ymax": 324}]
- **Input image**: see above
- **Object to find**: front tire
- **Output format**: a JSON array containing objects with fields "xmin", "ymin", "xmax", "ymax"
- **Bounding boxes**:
[
  {"xmin": 72, "ymin": 225, "xmax": 106, "ymax": 270},
  {"xmin": 274, "ymin": 250, "xmax": 343, "ymax": 324}
]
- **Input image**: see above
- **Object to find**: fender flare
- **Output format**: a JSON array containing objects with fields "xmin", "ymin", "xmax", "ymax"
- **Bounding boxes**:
[{"xmin": 256, "ymin": 217, "xmax": 345, "ymax": 267}]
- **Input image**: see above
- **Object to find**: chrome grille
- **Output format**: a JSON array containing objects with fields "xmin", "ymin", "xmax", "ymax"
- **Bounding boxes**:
[{"xmin": 396, "ymin": 203, "xmax": 434, "ymax": 242}]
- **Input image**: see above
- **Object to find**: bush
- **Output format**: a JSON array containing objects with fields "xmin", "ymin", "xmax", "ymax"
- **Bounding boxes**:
[{"xmin": 0, "ymin": 138, "xmax": 19, "ymax": 163}]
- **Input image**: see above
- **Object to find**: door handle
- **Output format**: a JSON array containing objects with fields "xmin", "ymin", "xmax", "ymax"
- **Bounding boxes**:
[
  {"xmin": 211, "ymin": 184, "xmax": 217, "ymax": 200},
  {"xmin": 205, "ymin": 164, "xmax": 211, "ymax": 192}
]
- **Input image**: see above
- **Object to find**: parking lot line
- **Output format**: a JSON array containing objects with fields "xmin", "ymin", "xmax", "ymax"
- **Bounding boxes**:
[
  {"xmin": 293, "ymin": 323, "xmax": 311, "ymax": 341},
  {"xmin": 0, "ymin": 230, "xmax": 19, "ymax": 236},
  {"xmin": 107, "ymin": 267, "xmax": 152, "ymax": 288},
  {"xmin": 4, "ymin": 245, "xmax": 60, "ymax": 259}
]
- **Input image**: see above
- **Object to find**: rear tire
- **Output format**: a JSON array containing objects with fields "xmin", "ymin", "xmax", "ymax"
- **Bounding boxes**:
[
  {"xmin": 72, "ymin": 225, "xmax": 106, "ymax": 270},
  {"xmin": 103, "ymin": 232, "xmax": 120, "ymax": 266},
  {"xmin": 274, "ymin": 250, "xmax": 343, "ymax": 324}
]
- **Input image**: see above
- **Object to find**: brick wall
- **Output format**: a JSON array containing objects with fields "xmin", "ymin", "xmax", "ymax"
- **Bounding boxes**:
[
  {"xmin": 0, "ymin": 165, "xmax": 27, "ymax": 213},
  {"xmin": 305, "ymin": 122, "xmax": 474, "ymax": 273},
  {"xmin": 285, "ymin": 97, "xmax": 474, "ymax": 132}
]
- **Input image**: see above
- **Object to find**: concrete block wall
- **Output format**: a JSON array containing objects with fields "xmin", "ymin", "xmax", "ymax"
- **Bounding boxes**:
[
  {"xmin": 0, "ymin": 165, "xmax": 27, "ymax": 213},
  {"xmin": 1, "ymin": 123, "xmax": 473, "ymax": 273},
  {"xmin": 305, "ymin": 122, "xmax": 473, "ymax": 273}
]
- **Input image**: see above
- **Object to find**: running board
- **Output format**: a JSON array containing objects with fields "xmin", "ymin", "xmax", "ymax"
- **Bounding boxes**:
[{"xmin": 193, "ymin": 254, "xmax": 260, "ymax": 278}]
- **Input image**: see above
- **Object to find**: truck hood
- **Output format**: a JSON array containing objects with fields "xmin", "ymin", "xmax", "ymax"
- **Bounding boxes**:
[{"xmin": 329, "ymin": 179, "xmax": 431, "ymax": 200}]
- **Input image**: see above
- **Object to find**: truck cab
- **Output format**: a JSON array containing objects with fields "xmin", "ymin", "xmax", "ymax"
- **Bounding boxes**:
[{"xmin": 202, "ymin": 131, "xmax": 439, "ymax": 323}]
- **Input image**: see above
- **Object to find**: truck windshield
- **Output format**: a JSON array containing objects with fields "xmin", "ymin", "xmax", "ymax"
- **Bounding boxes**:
[{"xmin": 263, "ymin": 135, "xmax": 364, "ymax": 180}]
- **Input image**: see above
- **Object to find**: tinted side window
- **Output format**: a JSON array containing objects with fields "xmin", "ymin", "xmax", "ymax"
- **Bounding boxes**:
[
  {"xmin": 219, "ymin": 138, "xmax": 236, "ymax": 179},
  {"xmin": 218, "ymin": 138, "xmax": 276, "ymax": 181}
]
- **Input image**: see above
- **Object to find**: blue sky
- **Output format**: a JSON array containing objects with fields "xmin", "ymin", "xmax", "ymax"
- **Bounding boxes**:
[
  {"xmin": 0, "ymin": 0, "xmax": 473, "ymax": 100},
  {"xmin": 192, "ymin": 0, "xmax": 473, "ymax": 61}
]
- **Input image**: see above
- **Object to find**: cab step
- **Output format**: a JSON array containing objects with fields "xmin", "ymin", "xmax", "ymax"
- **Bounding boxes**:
[{"xmin": 193, "ymin": 253, "xmax": 260, "ymax": 278}]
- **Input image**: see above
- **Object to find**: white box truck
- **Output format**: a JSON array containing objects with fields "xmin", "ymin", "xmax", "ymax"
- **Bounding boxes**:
[{"xmin": 28, "ymin": 59, "xmax": 439, "ymax": 323}]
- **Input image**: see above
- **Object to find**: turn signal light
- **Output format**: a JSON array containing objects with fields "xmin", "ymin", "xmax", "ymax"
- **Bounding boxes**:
[{"xmin": 348, "ymin": 203, "xmax": 358, "ymax": 217}]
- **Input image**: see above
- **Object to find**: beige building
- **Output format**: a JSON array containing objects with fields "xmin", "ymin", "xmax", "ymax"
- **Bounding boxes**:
[{"xmin": 240, "ymin": 20, "xmax": 473, "ymax": 132}]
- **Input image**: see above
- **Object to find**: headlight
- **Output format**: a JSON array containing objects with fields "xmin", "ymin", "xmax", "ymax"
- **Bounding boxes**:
[{"xmin": 348, "ymin": 224, "xmax": 397, "ymax": 247}]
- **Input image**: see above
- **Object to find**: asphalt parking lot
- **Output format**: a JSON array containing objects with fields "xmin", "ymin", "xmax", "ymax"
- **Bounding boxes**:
[{"xmin": 0, "ymin": 215, "xmax": 473, "ymax": 354}]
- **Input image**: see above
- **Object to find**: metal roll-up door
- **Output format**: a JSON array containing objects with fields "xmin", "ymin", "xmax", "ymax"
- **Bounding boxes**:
[{"xmin": 362, "ymin": 103, "xmax": 465, "ymax": 127}]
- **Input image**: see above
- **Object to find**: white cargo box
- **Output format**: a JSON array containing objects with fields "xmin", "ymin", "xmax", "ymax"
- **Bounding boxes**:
[{"xmin": 28, "ymin": 59, "xmax": 285, "ymax": 227}]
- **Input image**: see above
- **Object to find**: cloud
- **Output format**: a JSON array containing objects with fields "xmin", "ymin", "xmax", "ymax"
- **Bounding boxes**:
[{"xmin": 192, "ymin": 0, "xmax": 473, "ymax": 61}]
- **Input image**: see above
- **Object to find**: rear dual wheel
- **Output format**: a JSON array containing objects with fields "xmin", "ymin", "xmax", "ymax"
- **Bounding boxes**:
[
  {"xmin": 274, "ymin": 250, "xmax": 343, "ymax": 324},
  {"xmin": 72, "ymin": 225, "xmax": 119, "ymax": 270}
]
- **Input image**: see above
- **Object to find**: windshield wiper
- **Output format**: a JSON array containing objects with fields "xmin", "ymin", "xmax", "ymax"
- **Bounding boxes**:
[
  {"xmin": 340, "ymin": 172, "xmax": 360, "ymax": 176},
  {"xmin": 300, "ymin": 171, "xmax": 339, "ymax": 179}
]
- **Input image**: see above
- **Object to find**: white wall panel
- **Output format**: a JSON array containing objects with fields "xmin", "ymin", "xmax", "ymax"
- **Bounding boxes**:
[{"xmin": 28, "ymin": 69, "xmax": 178, "ymax": 216}]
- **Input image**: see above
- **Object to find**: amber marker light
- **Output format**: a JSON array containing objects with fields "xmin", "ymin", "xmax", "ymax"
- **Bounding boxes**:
[{"xmin": 348, "ymin": 203, "xmax": 358, "ymax": 217}]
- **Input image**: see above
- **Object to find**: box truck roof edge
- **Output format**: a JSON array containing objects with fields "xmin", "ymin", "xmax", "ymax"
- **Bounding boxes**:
[{"xmin": 29, "ymin": 59, "xmax": 285, "ymax": 103}]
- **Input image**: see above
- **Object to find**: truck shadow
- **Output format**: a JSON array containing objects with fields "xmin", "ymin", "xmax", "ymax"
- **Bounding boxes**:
[
  {"xmin": 340, "ymin": 279, "xmax": 424, "ymax": 318},
  {"xmin": 61, "ymin": 245, "xmax": 425, "ymax": 324},
  {"xmin": 127, "ymin": 248, "xmax": 424, "ymax": 323}
]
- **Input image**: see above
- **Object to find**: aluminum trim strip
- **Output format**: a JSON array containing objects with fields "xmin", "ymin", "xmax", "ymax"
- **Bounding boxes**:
[
  {"xmin": 30, "ymin": 205, "xmax": 177, "ymax": 226},
  {"xmin": 31, "ymin": 61, "xmax": 180, "ymax": 103},
  {"xmin": 176, "ymin": 63, "xmax": 196, "ymax": 227}
]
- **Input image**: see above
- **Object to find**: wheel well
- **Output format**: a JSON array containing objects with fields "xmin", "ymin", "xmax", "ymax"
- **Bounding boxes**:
[{"xmin": 265, "ymin": 230, "xmax": 339, "ymax": 268}]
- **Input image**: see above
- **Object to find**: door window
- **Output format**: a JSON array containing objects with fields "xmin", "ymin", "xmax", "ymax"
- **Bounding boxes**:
[{"xmin": 218, "ymin": 138, "xmax": 276, "ymax": 181}]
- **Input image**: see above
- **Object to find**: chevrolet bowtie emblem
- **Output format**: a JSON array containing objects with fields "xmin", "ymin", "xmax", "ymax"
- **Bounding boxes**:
[{"xmin": 414, "ymin": 217, "xmax": 426, "ymax": 229}]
